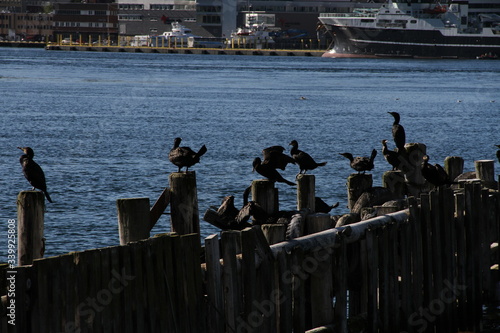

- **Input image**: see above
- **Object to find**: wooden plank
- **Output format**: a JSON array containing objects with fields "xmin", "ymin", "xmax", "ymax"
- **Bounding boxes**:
[
  {"xmin": 378, "ymin": 226, "xmax": 390, "ymax": 332},
  {"xmin": 292, "ymin": 247, "xmax": 306, "ymax": 333},
  {"xmin": 408, "ymin": 196, "xmax": 423, "ymax": 318},
  {"xmin": 119, "ymin": 245, "xmax": 135, "ymax": 333},
  {"xmin": 441, "ymin": 187, "xmax": 456, "ymax": 333},
  {"xmin": 333, "ymin": 238, "xmax": 347, "ymax": 333},
  {"xmin": 150, "ymin": 186, "xmax": 171, "ymax": 229},
  {"xmin": 399, "ymin": 220, "xmax": 412, "ymax": 333},
  {"xmin": 240, "ymin": 228, "xmax": 257, "ymax": 332},
  {"xmin": 254, "ymin": 226, "xmax": 276, "ymax": 333},
  {"xmin": 429, "ymin": 190, "xmax": 443, "ymax": 332},
  {"xmin": 205, "ymin": 234, "xmax": 224, "ymax": 333},
  {"xmin": 98, "ymin": 247, "xmax": 113, "ymax": 333},
  {"xmin": 276, "ymin": 250, "xmax": 293, "ymax": 333},
  {"xmin": 149, "ymin": 237, "xmax": 169, "ymax": 333},
  {"xmin": 182, "ymin": 234, "xmax": 203, "ymax": 332},
  {"xmin": 419, "ymin": 193, "xmax": 433, "ymax": 307},
  {"xmin": 222, "ymin": 231, "xmax": 241, "ymax": 332},
  {"xmin": 365, "ymin": 229, "xmax": 379, "ymax": 332},
  {"xmin": 455, "ymin": 192, "xmax": 467, "ymax": 331}
]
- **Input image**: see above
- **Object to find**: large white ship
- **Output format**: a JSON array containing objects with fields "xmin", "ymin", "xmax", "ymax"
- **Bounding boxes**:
[{"xmin": 319, "ymin": 0, "xmax": 500, "ymax": 58}]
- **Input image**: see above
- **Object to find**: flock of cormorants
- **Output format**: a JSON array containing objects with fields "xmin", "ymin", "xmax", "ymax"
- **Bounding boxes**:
[{"xmin": 17, "ymin": 112, "xmax": 500, "ymax": 207}]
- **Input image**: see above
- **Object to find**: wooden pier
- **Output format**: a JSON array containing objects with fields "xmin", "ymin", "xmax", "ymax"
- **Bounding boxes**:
[
  {"xmin": 1, "ymin": 155, "xmax": 499, "ymax": 332},
  {"xmin": 45, "ymin": 44, "xmax": 325, "ymax": 57}
]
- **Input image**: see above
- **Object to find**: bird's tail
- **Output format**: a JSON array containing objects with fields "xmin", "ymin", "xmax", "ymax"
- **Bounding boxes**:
[
  {"xmin": 44, "ymin": 191, "xmax": 53, "ymax": 203},
  {"xmin": 370, "ymin": 149, "xmax": 378, "ymax": 163},
  {"xmin": 197, "ymin": 145, "xmax": 207, "ymax": 158},
  {"xmin": 317, "ymin": 162, "xmax": 327, "ymax": 167},
  {"xmin": 283, "ymin": 179, "xmax": 296, "ymax": 186}
]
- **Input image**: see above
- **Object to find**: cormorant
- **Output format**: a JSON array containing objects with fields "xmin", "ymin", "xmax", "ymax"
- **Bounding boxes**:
[
  {"xmin": 261, "ymin": 145, "xmax": 296, "ymax": 171},
  {"xmin": 339, "ymin": 149, "xmax": 377, "ymax": 174},
  {"xmin": 381, "ymin": 139, "xmax": 401, "ymax": 171},
  {"xmin": 388, "ymin": 112, "xmax": 406, "ymax": 152},
  {"xmin": 496, "ymin": 145, "xmax": 500, "ymax": 163},
  {"xmin": 252, "ymin": 157, "xmax": 295, "ymax": 186},
  {"xmin": 216, "ymin": 195, "xmax": 240, "ymax": 226},
  {"xmin": 18, "ymin": 147, "xmax": 53, "ymax": 203},
  {"xmin": 168, "ymin": 137, "xmax": 207, "ymax": 172},
  {"xmin": 315, "ymin": 197, "xmax": 339, "ymax": 213},
  {"xmin": 289, "ymin": 140, "xmax": 327, "ymax": 174},
  {"xmin": 421, "ymin": 155, "xmax": 454, "ymax": 187}
]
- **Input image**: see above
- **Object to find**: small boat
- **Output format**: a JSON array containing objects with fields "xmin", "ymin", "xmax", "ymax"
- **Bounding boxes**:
[{"xmin": 228, "ymin": 23, "xmax": 275, "ymax": 48}]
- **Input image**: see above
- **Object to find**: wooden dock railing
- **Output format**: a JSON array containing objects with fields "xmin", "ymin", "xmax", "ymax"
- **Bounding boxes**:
[{"xmin": 1, "ymin": 177, "xmax": 499, "ymax": 332}]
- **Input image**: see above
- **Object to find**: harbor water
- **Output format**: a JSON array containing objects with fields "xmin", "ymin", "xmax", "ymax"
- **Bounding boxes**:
[{"xmin": 0, "ymin": 47, "xmax": 499, "ymax": 262}]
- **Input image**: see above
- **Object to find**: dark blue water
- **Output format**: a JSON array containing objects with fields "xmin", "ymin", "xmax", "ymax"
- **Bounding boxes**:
[{"xmin": 1, "ymin": 47, "xmax": 499, "ymax": 262}]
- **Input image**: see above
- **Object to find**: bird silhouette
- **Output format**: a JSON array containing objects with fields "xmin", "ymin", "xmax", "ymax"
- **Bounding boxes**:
[
  {"xmin": 381, "ymin": 140, "xmax": 401, "ymax": 171},
  {"xmin": 253, "ymin": 157, "xmax": 295, "ymax": 186},
  {"xmin": 339, "ymin": 149, "xmax": 377, "ymax": 174},
  {"xmin": 496, "ymin": 145, "xmax": 500, "ymax": 163},
  {"xmin": 289, "ymin": 140, "xmax": 327, "ymax": 174},
  {"xmin": 421, "ymin": 155, "xmax": 455, "ymax": 187},
  {"xmin": 18, "ymin": 147, "xmax": 53, "ymax": 203},
  {"xmin": 168, "ymin": 137, "xmax": 207, "ymax": 172},
  {"xmin": 388, "ymin": 112, "xmax": 406, "ymax": 152},
  {"xmin": 261, "ymin": 145, "xmax": 296, "ymax": 171}
]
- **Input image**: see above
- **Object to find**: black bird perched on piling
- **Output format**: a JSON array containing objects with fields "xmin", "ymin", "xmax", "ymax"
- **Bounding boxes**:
[
  {"xmin": 18, "ymin": 147, "xmax": 53, "ymax": 203},
  {"xmin": 289, "ymin": 140, "xmax": 327, "ymax": 174},
  {"xmin": 381, "ymin": 139, "xmax": 401, "ymax": 171},
  {"xmin": 388, "ymin": 112, "xmax": 406, "ymax": 152},
  {"xmin": 421, "ymin": 155, "xmax": 454, "ymax": 187},
  {"xmin": 261, "ymin": 145, "xmax": 296, "ymax": 171},
  {"xmin": 496, "ymin": 145, "xmax": 500, "ymax": 163},
  {"xmin": 339, "ymin": 149, "xmax": 377, "ymax": 174},
  {"xmin": 168, "ymin": 137, "xmax": 207, "ymax": 172},
  {"xmin": 252, "ymin": 157, "xmax": 295, "ymax": 186}
]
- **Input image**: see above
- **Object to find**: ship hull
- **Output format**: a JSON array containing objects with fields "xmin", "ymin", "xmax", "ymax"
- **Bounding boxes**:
[{"xmin": 324, "ymin": 25, "xmax": 500, "ymax": 59}]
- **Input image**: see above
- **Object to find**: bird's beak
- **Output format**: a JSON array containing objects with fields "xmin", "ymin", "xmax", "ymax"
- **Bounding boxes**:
[{"xmin": 17, "ymin": 147, "xmax": 23, "ymax": 151}]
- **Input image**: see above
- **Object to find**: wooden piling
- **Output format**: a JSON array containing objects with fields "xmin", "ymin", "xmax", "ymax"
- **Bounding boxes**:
[
  {"xmin": 402, "ymin": 143, "xmax": 427, "ymax": 197},
  {"xmin": 17, "ymin": 191, "xmax": 45, "ymax": 266},
  {"xmin": 475, "ymin": 160, "xmax": 496, "ymax": 188},
  {"xmin": 261, "ymin": 224, "xmax": 287, "ymax": 245},
  {"xmin": 346, "ymin": 174, "xmax": 372, "ymax": 211},
  {"xmin": 444, "ymin": 156, "xmax": 464, "ymax": 181},
  {"xmin": 297, "ymin": 174, "xmax": 315, "ymax": 211},
  {"xmin": 169, "ymin": 171, "xmax": 200, "ymax": 235},
  {"xmin": 117, "ymin": 197, "xmax": 151, "ymax": 245},
  {"xmin": 382, "ymin": 170, "xmax": 405, "ymax": 198},
  {"xmin": 251, "ymin": 179, "xmax": 278, "ymax": 215}
]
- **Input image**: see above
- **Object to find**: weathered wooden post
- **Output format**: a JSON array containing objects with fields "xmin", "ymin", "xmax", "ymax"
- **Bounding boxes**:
[
  {"xmin": 169, "ymin": 171, "xmax": 200, "ymax": 235},
  {"xmin": 297, "ymin": 174, "xmax": 315, "ymax": 211},
  {"xmin": 261, "ymin": 224, "xmax": 287, "ymax": 244},
  {"xmin": 251, "ymin": 179, "xmax": 278, "ymax": 215},
  {"xmin": 346, "ymin": 174, "xmax": 372, "ymax": 211},
  {"xmin": 444, "ymin": 156, "xmax": 464, "ymax": 182},
  {"xmin": 402, "ymin": 143, "xmax": 427, "ymax": 197},
  {"xmin": 117, "ymin": 197, "xmax": 151, "ymax": 245},
  {"xmin": 475, "ymin": 160, "xmax": 495, "ymax": 189},
  {"xmin": 382, "ymin": 170, "xmax": 405, "ymax": 198},
  {"xmin": 17, "ymin": 191, "xmax": 44, "ymax": 266}
]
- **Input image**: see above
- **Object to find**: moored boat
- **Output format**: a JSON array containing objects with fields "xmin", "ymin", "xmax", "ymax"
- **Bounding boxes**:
[{"xmin": 319, "ymin": 0, "xmax": 500, "ymax": 59}]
